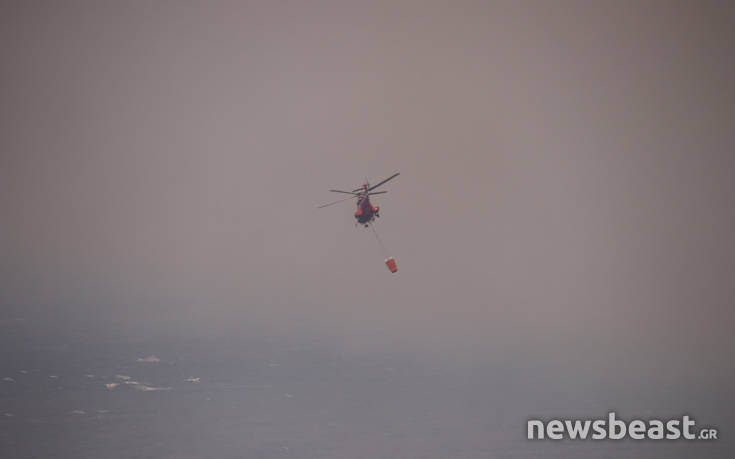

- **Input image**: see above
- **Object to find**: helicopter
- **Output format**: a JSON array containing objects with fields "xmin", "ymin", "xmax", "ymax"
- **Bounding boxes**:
[{"xmin": 318, "ymin": 172, "xmax": 399, "ymax": 227}]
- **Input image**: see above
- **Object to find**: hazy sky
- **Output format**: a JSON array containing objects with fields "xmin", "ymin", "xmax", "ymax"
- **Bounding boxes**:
[{"xmin": 2, "ymin": 1, "xmax": 734, "ymax": 390}]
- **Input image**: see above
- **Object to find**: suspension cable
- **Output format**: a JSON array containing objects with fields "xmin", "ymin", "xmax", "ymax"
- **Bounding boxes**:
[{"xmin": 370, "ymin": 222, "xmax": 389, "ymax": 257}]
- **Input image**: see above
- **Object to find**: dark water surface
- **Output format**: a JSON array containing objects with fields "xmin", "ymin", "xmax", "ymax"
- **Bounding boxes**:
[{"xmin": 1, "ymin": 318, "xmax": 730, "ymax": 459}]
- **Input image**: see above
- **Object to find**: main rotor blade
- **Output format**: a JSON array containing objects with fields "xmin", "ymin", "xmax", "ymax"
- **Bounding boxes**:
[
  {"xmin": 367, "ymin": 191, "xmax": 387, "ymax": 195},
  {"xmin": 317, "ymin": 195, "xmax": 358, "ymax": 209},
  {"xmin": 368, "ymin": 172, "xmax": 399, "ymax": 191},
  {"xmin": 329, "ymin": 189, "xmax": 359, "ymax": 195}
]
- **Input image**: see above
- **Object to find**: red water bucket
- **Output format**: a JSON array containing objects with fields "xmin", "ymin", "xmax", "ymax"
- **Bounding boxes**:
[{"xmin": 385, "ymin": 257, "xmax": 398, "ymax": 273}]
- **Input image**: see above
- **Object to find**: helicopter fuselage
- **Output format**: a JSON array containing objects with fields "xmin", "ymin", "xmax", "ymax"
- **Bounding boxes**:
[{"xmin": 355, "ymin": 195, "xmax": 379, "ymax": 225}]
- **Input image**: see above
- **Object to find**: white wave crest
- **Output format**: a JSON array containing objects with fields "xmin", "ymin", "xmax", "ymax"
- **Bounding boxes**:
[{"xmin": 131, "ymin": 384, "xmax": 171, "ymax": 392}]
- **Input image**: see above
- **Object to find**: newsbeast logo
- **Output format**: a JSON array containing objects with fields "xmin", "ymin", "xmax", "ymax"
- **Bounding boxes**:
[{"xmin": 527, "ymin": 412, "xmax": 719, "ymax": 441}]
